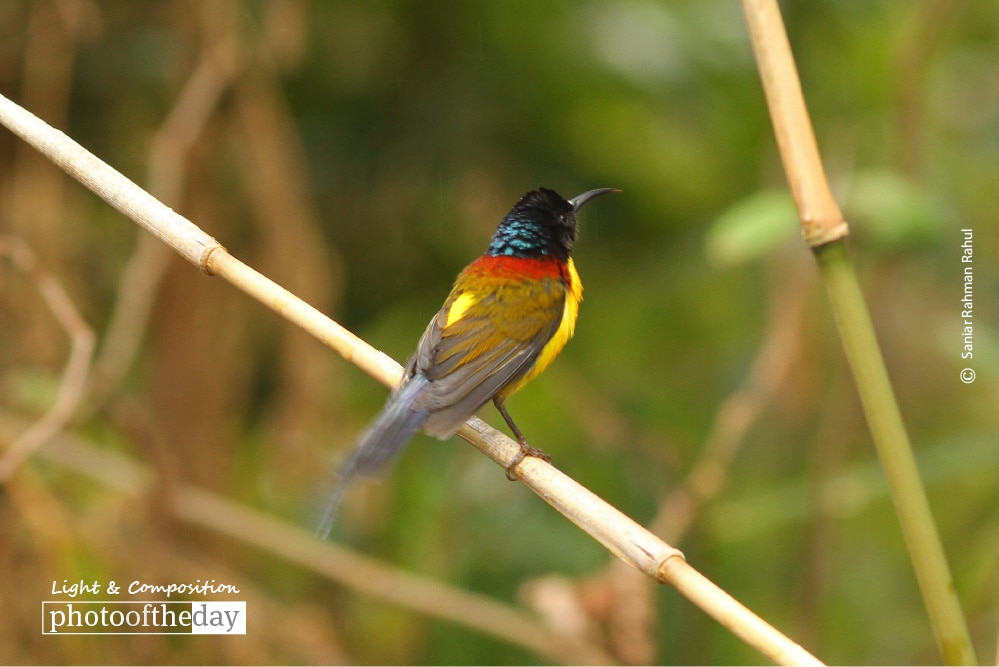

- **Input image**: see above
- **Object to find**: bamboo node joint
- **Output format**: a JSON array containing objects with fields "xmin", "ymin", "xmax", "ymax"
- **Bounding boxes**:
[{"xmin": 200, "ymin": 243, "xmax": 226, "ymax": 276}]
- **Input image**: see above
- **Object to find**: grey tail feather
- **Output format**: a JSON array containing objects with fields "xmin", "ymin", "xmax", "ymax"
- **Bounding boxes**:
[{"xmin": 316, "ymin": 376, "xmax": 430, "ymax": 539}]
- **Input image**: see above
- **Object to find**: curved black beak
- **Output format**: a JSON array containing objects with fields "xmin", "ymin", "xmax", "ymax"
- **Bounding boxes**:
[{"xmin": 569, "ymin": 187, "xmax": 620, "ymax": 211}]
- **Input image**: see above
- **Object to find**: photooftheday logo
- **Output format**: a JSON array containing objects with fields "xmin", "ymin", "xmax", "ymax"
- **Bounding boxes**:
[{"xmin": 43, "ymin": 601, "xmax": 246, "ymax": 635}]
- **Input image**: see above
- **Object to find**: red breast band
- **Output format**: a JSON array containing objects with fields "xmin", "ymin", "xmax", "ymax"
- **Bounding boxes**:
[{"xmin": 467, "ymin": 254, "xmax": 568, "ymax": 283}]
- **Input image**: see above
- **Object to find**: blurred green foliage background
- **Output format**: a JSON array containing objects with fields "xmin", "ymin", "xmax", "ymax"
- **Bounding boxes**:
[{"xmin": 1, "ymin": 0, "xmax": 997, "ymax": 664}]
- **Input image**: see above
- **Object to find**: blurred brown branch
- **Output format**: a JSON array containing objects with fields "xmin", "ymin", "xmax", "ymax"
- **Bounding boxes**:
[
  {"xmin": 90, "ymin": 32, "xmax": 241, "ymax": 406},
  {"xmin": 653, "ymin": 256, "xmax": 810, "ymax": 542},
  {"xmin": 0, "ymin": 237, "xmax": 95, "ymax": 479},
  {"xmin": 0, "ymin": 411, "xmax": 613, "ymax": 665}
]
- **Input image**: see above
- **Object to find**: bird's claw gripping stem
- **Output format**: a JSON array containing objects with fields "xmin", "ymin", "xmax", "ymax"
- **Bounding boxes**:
[{"xmin": 505, "ymin": 440, "xmax": 551, "ymax": 481}]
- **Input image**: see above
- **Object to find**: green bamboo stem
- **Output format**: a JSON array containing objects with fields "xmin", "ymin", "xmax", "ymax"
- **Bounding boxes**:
[
  {"xmin": 815, "ymin": 243, "xmax": 977, "ymax": 665},
  {"xmin": 741, "ymin": 0, "xmax": 978, "ymax": 662}
]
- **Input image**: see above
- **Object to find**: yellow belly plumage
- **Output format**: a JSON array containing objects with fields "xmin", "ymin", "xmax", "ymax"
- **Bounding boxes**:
[
  {"xmin": 438, "ymin": 256, "xmax": 581, "ymax": 398},
  {"xmin": 498, "ymin": 257, "xmax": 581, "ymax": 398}
]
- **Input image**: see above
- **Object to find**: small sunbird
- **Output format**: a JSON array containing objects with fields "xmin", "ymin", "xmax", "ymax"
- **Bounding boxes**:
[{"xmin": 318, "ymin": 187, "xmax": 616, "ymax": 537}]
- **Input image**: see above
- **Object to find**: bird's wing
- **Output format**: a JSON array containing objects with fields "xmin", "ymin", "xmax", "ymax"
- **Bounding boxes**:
[{"xmin": 405, "ymin": 274, "xmax": 566, "ymax": 438}]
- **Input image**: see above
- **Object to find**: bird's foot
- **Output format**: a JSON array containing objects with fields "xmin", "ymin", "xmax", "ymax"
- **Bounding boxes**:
[{"xmin": 505, "ymin": 440, "xmax": 551, "ymax": 481}]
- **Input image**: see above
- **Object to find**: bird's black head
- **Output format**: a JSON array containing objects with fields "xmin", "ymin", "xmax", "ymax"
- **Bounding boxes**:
[{"xmin": 487, "ymin": 187, "xmax": 616, "ymax": 260}]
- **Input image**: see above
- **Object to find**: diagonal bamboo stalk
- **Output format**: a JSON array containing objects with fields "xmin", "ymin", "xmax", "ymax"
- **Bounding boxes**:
[
  {"xmin": 0, "ymin": 92, "xmax": 823, "ymax": 666},
  {"xmin": 740, "ymin": 1, "xmax": 978, "ymax": 664}
]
